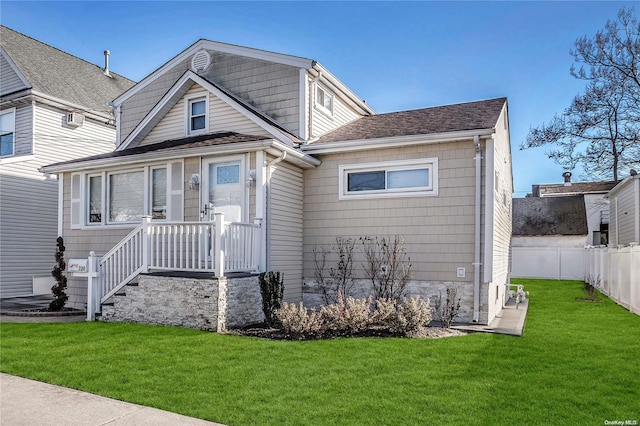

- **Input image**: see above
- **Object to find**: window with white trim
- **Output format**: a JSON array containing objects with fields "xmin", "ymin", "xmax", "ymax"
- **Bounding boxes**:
[
  {"xmin": 186, "ymin": 93, "xmax": 208, "ymax": 135},
  {"xmin": 0, "ymin": 109, "xmax": 15, "ymax": 157},
  {"xmin": 71, "ymin": 162, "xmax": 183, "ymax": 227},
  {"xmin": 339, "ymin": 158, "xmax": 438, "ymax": 199},
  {"xmin": 315, "ymin": 85, "xmax": 333, "ymax": 116}
]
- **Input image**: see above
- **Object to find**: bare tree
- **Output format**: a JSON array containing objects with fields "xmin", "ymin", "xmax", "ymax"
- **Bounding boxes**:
[{"xmin": 522, "ymin": 7, "xmax": 640, "ymax": 180}]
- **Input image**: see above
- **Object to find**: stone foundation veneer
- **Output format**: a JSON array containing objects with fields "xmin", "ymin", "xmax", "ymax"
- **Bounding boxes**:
[
  {"xmin": 302, "ymin": 279, "xmax": 484, "ymax": 324},
  {"xmin": 100, "ymin": 274, "xmax": 264, "ymax": 331}
]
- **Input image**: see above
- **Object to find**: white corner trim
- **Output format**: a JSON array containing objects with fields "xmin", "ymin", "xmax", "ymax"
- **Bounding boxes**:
[
  {"xmin": 483, "ymin": 138, "xmax": 495, "ymax": 283},
  {"xmin": 58, "ymin": 172, "xmax": 64, "ymax": 236},
  {"xmin": 299, "ymin": 69, "xmax": 308, "ymax": 140}
]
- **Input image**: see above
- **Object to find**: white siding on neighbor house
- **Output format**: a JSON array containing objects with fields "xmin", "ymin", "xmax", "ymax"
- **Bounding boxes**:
[
  {"xmin": 0, "ymin": 52, "xmax": 28, "ymax": 95},
  {"xmin": 0, "ymin": 102, "xmax": 116, "ymax": 298},
  {"xmin": 309, "ymin": 76, "xmax": 361, "ymax": 138},
  {"xmin": 269, "ymin": 160, "xmax": 304, "ymax": 302},
  {"xmin": 141, "ymin": 84, "xmax": 268, "ymax": 146},
  {"xmin": 610, "ymin": 177, "xmax": 640, "ymax": 246}
]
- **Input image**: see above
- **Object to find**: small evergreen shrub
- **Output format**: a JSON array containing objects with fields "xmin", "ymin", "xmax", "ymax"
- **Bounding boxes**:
[
  {"xmin": 259, "ymin": 271, "xmax": 284, "ymax": 327},
  {"xmin": 49, "ymin": 236, "xmax": 68, "ymax": 311}
]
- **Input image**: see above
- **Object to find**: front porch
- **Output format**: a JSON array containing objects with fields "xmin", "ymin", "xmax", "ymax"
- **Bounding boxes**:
[{"xmin": 81, "ymin": 213, "xmax": 264, "ymax": 324}]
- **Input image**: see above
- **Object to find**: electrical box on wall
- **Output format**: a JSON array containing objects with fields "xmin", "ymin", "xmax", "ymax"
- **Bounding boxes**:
[{"xmin": 456, "ymin": 267, "xmax": 466, "ymax": 278}]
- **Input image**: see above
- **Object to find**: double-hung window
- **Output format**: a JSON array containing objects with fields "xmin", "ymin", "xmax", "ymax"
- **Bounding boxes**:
[
  {"xmin": 315, "ymin": 85, "xmax": 333, "ymax": 116},
  {"xmin": 87, "ymin": 174, "xmax": 103, "ymax": 224},
  {"xmin": 339, "ymin": 158, "xmax": 438, "ymax": 199},
  {"xmin": 151, "ymin": 167, "xmax": 167, "ymax": 219},
  {"xmin": 186, "ymin": 93, "xmax": 208, "ymax": 135},
  {"xmin": 0, "ymin": 109, "xmax": 15, "ymax": 157}
]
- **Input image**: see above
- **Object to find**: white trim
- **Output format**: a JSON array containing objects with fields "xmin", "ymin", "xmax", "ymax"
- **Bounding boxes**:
[
  {"xmin": 0, "ymin": 46, "xmax": 31, "ymax": 92},
  {"xmin": 299, "ymin": 69, "xmax": 308, "ymax": 140},
  {"xmin": 115, "ymin": 106, "xmax": 121, "ymax": 147},
  {"xmin": 184, "ymin": 92, "xmax": 209, "ymax": 136},
  {"xmin": 113, "ymin": 40, "xmax": 314, "ymax": 106},
  {"xmin": 118, "ymin": 71, "xmax": 297, "ymax": 150},
  {"xmin": 58, "ymin": 172, "xmax": 64, "ymax": 236},
  {"xmin": 31, "ymin": 100, "xmax": 36, "ymax": 155},
  {"xmin": 70, "ymin": 173, "xmax": 82, "ymax": 229},
  {"xmin": 0, "ymin": 154, "xmax": 35, "ymax": 165},
  {"xmin": 303, "ymin": 129, "xmax": 496, "ymax": 154},
  {"xmin": 86, "ymin": 172, "xmax": 105, "ymax": 226},
  {"xmin": 201, "ymin": 154, "xmax": 247, "ymax": 223},
  {"xmin": 310, "ymin": 64, "xmax": 375, "ymax": 116},
  {"xmin": 0, "ymin": 107, "xmax": 16, "ymax": 157},
  {"xmin": 314, "ymin": 84, "xmax": 334, "ymax": 117},
  {"xmin": 338, "ymin": 157, "xmax": 438, "ymax": 200}
]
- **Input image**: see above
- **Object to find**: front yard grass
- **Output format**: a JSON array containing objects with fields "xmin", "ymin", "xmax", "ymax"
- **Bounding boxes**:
[{"xmin": 1, "ymin": 279, "xmax": 638, "ymax": 425}]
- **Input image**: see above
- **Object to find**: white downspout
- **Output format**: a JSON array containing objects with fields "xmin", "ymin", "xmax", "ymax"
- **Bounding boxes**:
[{"xmin": 473, "ymin": 135, "xmax": 482, "ymax": 323}]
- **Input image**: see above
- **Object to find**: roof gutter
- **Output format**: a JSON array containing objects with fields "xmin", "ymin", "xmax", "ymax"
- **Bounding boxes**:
[
  {"xmin": 40, "ymin": 139, "xmax": 319, "ymax": 174},
  {"xmin": 302, "ymin": 128, "xmax": 495, "ymax": 155}
]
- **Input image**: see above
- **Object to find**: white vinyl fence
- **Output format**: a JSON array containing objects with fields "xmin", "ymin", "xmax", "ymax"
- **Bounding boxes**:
[
  {"xmin": 511, "ymin": 247, "xmax": 585, "ymax": 280},
  {"xmin": 585, "ymin": 245, "xmax": 640, "ymax": 315}
]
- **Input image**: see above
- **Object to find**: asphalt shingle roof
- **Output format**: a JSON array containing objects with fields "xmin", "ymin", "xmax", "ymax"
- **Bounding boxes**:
[
  {"xmin": 513, "ymin": 196, "xmax": 588, "ymax": 236},
  {"xmin": 1, "ymin": 25, "xmax": 135, "ymax": 117},
  {"xmin": 535, "ymin": 181, "xmax": 619, "ymax": 196},
  {"xmin": 311, "ymin": 97, "xmax": 507, "ymax": 144}
]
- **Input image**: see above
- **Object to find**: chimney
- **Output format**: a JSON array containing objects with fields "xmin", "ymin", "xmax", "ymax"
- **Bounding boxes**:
[
  {"xmin": 103, "ymin": 50, "xmax": 111, "ymax": 77},
  {"xmin": 631, "ymin": 169, "xmax": 638, "ymax": 177},
  {"xmin": 562, "ymin": 171, "xmax": 572, "ymax": 186}
]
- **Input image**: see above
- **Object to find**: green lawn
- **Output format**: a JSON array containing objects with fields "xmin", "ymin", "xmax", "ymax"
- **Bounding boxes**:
[{"xmin": 1, "ymin": 279, "xmax": 638, "ymax": 425}]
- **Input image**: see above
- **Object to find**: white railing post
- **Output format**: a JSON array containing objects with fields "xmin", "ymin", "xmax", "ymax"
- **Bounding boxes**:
[
  {"xmin": 86, "ymin": 251, "xmax": 101, "ymax": 321},
  {"xmin": 141, "ymin": 216, "xmax": 151, "ymax": 273},
  {"xmin": 214, "ymin": 213, "xmax": 225, "ymax": 278},
  {"xmin": 253, "ymin": 218, "xmax": 263, "ymax": 272}
]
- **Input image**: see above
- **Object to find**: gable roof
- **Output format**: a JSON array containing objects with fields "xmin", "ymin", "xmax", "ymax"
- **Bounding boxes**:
[
  {"xmin": 308, "ymin": 97, "xmax": 507, "ymax": 146},
  {"xmin": 0, "ymin": 25, "xmax": 135, "ymax": 118},
  {"xmin": 119, "ymin": 71, "xmax": 301, "ymax": 150},
  {"xmin": 534, "ymin": 180, "xmax": 619, "ymax": 197},
  {"xmin": 513, "ymin": 196, "xmax": 588, "ymax": 236}
]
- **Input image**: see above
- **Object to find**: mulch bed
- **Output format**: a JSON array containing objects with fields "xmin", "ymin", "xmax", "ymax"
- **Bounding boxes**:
[{"xmin": 228, "ymin": 323, "xmax": 467, "ymax": 340}]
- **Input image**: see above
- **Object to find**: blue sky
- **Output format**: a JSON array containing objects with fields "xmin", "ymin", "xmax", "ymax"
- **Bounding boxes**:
[{"xmin": 2, "ymin": 1, "xmax": 636, "ymax": 196}]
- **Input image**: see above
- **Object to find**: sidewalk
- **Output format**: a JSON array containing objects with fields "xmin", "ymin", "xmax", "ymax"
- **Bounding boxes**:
[
  {"xmin": 453, "ymin": 298, "xmax": 529, "ymax": 336},
  {"xmin": 0, "ymin": 373, "xmax": 224, "ymax": 426}
]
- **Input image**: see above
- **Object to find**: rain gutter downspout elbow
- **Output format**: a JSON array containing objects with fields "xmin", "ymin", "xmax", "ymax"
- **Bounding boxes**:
[{"xmin": 473, "ymin": 135, "xmax": 482, "ymax": 323}]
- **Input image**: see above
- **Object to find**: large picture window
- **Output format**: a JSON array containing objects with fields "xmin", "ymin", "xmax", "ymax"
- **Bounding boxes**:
[
  {"xmin": 109, "ymin": 170, "xmax": 144, "ymax": 223},
  {"xmin": 339, "ymin": 158, "xmax": 438, "ymax": 200}
]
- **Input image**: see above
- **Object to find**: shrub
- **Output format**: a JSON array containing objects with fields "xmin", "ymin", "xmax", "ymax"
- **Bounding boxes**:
[
  {"xmin": 434, "ymin": 287, "xmax": 462, "ymax": 328},
  {"xmin": 361, "ymin": 235, "xmax": 411, "ymax": 302},
  {"xmin": 373, "ymin": 296, "xmax": 432, "ymax": 336},
  {"xmin": 320, "ymin": 291, "xmax": 372, "ymax": 334},
  {"xmin": 49, "ymin": 236, "xmax": 68, "ymax": 311},
  {"xmin": 276, "ymin": 302, "xmax": 324, "ymax": 339},
  {"xmin": 313, "ymin": 237, "xmax": 355, "ymax": 305},
  {"xmin": 259, "ymin": 271, "xmax": 284, "ymax": 327}
]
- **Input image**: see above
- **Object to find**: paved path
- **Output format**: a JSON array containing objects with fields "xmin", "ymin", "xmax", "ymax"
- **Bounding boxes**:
[
  {"xmin": 453, "ymin": 298, "xmax": 529, "ymax": 336},
  {"xmin": 0, "ymin": 373, "xmax": 224, "ymax": 426}
]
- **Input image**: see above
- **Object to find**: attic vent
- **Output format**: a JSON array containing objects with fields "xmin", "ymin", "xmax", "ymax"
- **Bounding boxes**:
[
  {"xmin": 66, "ymin": 112, "xmax": 85, "ymax": 128},
  {"xmin": 191, "ymin": 49, "xmax": 211, "ymax": 72}
]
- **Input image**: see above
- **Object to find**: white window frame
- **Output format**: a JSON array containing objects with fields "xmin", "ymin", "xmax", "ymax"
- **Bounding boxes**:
[
  {"xmin": 150, "ymin": 165, "xmax": 168, "ymax": 220},
  {"xmin": 315, "ymin": 85, "xmax": 334, "ymax": 116},
  {"xmin": 0, "ymin": 108, "xmax": 16, "ymax": 157},
  {"xmin": 185, "ymin": 92, "xmax": 209, "ymax": 136},
  {"xmin": 339, "ymin": 158, "xmax": 438, "ymax": 200},
  {"xmin": 75, "ymin": 161, "xmax": 183, "ymax": 228}
]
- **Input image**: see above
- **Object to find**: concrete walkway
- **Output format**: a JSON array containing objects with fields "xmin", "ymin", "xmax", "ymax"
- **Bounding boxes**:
[
  {"xmin": 0, "ymin": 373, "xmax": 224, "ymax": 426},
  {"xmin": 453, "ymin": 298, "xmax": 529, "ymax": 336}
]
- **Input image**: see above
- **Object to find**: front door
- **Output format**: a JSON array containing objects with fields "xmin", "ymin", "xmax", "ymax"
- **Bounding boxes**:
[{"xmin": 202, "ymin": 157, "xmax": 245, "ymax": 223}]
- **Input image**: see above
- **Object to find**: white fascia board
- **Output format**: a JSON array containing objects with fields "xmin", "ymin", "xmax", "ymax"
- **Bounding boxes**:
[
  {"xmin": 113, "ymin": 39, "xmax": 313, "ymax": 106},
  {"xmin": 41, "ymin": 139, "xmax": 319, "ymax": 174},
  {"xmin": 310, "ymin": 63, "xmax": 375, "ymax": 116},
  {"xmin": 119, "ymin": 71, "xmax": 297, "ymax": 151},
  {"xmin": 302, "ymin": 128, "xmax": 495, "ymax": 155},
  {"xmin": 0, "ymin": 46, "xmax": 31, "ymax": 91},
  {"xmin": 608, "ymin": 175, "xmax": 639, "ymax": 197},
  {"xmin": 30, "ymin": 91, "xmax": 112, "ymax": 123}
]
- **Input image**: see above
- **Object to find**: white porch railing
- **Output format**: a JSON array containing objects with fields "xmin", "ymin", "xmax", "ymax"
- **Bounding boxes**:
[{"xmin": 87, "ymin": 213, "xmax": 262, "ymax": 319}]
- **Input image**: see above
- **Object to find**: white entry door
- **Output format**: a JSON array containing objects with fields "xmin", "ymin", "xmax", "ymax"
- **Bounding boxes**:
[{"xmin": 202, "ymin": 157, "xmax": 245, "ymax": 223}]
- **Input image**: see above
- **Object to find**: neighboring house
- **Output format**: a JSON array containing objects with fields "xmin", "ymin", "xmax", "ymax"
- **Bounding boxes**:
[
  {"xmin": 511, "ymin": 196, "xmax": 587, "ymax": 279},
  {"xmin": 532, "ymin": 172, "xmax": 618, "ymax": 246},
  {"xmin": 608, "ymin": 173, "xmax": 640, "ymax": 247},
  {"xmin": 0, "ymin": 26, "xmax": 135, "ymax": 298},
  {"xmin": 41, "ymin": 38, "xmax": 512, "ymax": 328}
]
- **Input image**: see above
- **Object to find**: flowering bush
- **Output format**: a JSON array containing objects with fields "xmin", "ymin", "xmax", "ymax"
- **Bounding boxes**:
[
  {"xmin": 276, "ymin": 302, "xmax": 324, "ymax": 338},
  {"xmin": 320, "ymin": 291, "xmax": 373, "ymax": 334}
]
